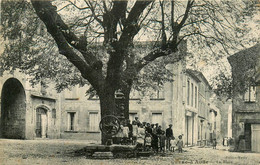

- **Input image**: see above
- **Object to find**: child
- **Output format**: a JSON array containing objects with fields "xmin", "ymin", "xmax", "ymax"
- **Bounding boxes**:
[
  {"xmin": 116, "ymin": 125, "xmax": 124, "ymax": 144},
  {"xmin": 170, "ymin": 136, "xmax": 177, "ymax": 152},
  {"xmin": 159, "ymin": 131, "xmax": 166, "ymax": 153},
  {"xmin": 145, "ymin": 133, "xmax": 152, "ymax": 151},
  {"xmin": 176, "ymin": 135, "xmax": 183, "ymax": 153}
]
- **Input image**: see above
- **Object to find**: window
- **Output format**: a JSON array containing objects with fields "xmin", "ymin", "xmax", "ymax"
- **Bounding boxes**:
[
  {"xmin": 152, "ymin": 113, "xmax": 162, "ymax": 126},
  {"xmin": 129, "ymin": 113, "xmax": 138, "ymax": 123},
  {"xmin": 67, "ymin": 112, "xmax": 76, "ymax": 131},
  {"xmin": 89, "ymin": 112, "xmax": 99, "ymax": 131},
  {"xmin": 195, "ymin": 86, "xmax": 198, "ymax": 108},
  {"xmin": 244, "ymin": 86, "xmax": 256, "ymax": 102},
  {"xmin": 187, "ymin": 80, "xmax": 190, "ymax": 105},
  {"xmin": 191, "ymin": 83, "xmax": 194, "ymax": 107},
  {"xmin": 52, "ymin": 109, "xmax": 56, "ymax": 119}
]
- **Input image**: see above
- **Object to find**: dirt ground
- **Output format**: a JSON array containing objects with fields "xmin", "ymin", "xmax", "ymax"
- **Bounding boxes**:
[{"xmin": 1, "ymin": 139, "xmax": 260, "ymax": 165}]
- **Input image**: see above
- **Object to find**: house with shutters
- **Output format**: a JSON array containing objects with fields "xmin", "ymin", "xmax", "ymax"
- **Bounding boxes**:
[
  {"xmin": 0, "ymin": 61, "xmax": 221, "ymax": 145},
  {"xmin": 58, "ymin": 60, "xmax": 220, "ymax": 146},
  {"xmin": 228, "ymin": 43, "xmax": 260, "ymax": 152},
  {"xmin": 0, "ymin": 38, "xmax": 222, "ymax": 145}
]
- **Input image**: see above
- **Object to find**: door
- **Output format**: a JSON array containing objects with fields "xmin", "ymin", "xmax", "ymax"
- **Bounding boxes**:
[
  {"xmin": 41, "ymin": 114, "xmax": 47, "ymax": 138},
  {"xmin": 251, "ymin": 124, "xmax": 260, "ymax": 152},
  {"xmin": 36, "ymin": 108, "xmax": 48, "ymax": 138},
  {"xmin": 244, "ymin": 123, "xmax": 251, "ymax": 151}
]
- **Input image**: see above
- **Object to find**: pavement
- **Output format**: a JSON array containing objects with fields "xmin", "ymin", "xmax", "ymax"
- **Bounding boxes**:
[{"xmin": 0, "ymin": 139, "xmax": 260, "ymax": 165}]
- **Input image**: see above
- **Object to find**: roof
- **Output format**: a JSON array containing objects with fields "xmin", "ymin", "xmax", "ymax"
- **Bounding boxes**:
[
  {"xmin": 228, "ymin": 44, "xmax": 260, "ymax": 69},
  {"xmin": 228, "ymin": 43, "xmax": 260, "ymax": 85},
  {"xmin": 186, "ymin": 69, "xmax": 211, "ymax": 89}
]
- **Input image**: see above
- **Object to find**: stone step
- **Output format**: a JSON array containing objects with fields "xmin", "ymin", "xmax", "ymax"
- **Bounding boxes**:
[{"xmin": 92, "ymin": 152, "xmax": 114, "ymax": 159}]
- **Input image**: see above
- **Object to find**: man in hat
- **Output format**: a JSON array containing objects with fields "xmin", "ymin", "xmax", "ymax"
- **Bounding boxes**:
[{"xmin": 166, "ymin": 124, "xmax": 173, "ymax": 151}]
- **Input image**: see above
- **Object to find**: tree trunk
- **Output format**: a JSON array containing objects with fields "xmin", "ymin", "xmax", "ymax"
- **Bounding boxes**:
[
  {"xmin": 122, "ymin": 87, "xmax": 131, "ymax": 121},
  {"xmin": 99, "ymin": 86, "xmax": 116, "ymax": 145},
  {"xmin": 98, "ymin": 83, "xmax": 132, "ymax": 144}
]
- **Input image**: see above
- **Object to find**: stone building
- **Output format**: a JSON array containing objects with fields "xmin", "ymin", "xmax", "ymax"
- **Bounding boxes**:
[
  {"xmin": 0, "ymin": 62, "xmax": 221, "ymax": 145},
  {"xmin": 58, "ymin": 60, "xmax": 220, "ymax": 146},
  {"xmin": 228, "ymin": 43, "xmax": 260, "ymax": 152},
  {"xmin": 0, "ymin": 71, "xmax": 61, "ymax": 139},
  {"xmin": 183, "ymin": 69, "xmax": 216, "ymax": 146}
]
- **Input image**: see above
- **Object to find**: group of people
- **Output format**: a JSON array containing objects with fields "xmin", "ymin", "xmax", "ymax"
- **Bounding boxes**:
[{"xmin": 113, "ymin": 117, "xmax": 184, "ymax": 153}]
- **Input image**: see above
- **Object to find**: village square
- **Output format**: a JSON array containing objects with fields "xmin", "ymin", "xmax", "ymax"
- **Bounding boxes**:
[{"xmin": 0, "ymin": 0, "xmax": 259, "ymax": 164}]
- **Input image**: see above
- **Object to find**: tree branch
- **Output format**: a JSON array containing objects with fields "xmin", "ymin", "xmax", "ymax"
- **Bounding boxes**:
[
  {"xmin": 57, "ymin": 1, "xmax": 90, "ymax": 12},
  {"xmin": 119, "ymin": 0, "xmax": 153, "ymax": 44},
  {"xmin": 105, "ymin": 1, "xmax": 152, "ymax": 88},
  {"xmin": 159, "ymin": 0, "xmax": 167, "ymax": 49},
  {"xmin": 134, "ymin": 48, "xmax": 174, "ymax": 73},
  {"xmin": 176, "ymin": 0, "xmax": 194, "ymax": 31},
  {"xmin": 84, "ymin": 0, "xmax": 104, "ymax": 27},
  {"xmin": 31, "ymin": 0, "xmax": 104, "ymax": 90}
]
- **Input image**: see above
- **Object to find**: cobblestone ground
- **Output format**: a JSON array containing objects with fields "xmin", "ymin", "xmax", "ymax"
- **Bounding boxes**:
[{"xmin": 1, "ymin": 139, "xmax": 260, "ymax": 165}]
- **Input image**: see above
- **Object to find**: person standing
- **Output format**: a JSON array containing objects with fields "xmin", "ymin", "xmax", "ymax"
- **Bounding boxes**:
[
  {"xmin": 177, "ymin": 135, "xmax": 184, "ymax": 153},
  {"xmin": 212, "ymin": 130, "xmax": 217, "ymax": 149},
  {"xmin": 145, "ymin": 123, "xmax": 152, "ymax": 135},
  {"xmin": 137, "ymin": 124, "xmax": 146, "ymax": 145},
  {"xmin": 135, "ymin": 117, "xmax": 141, "ymax": 127},
  {"xmin": 170, "ymin": 137, "xmax": 177, "ymax": 152},
  {"xmin": 132, "ymin": 121, "xmax": 138, "ymax": 145},
  {"xmin": 151, "ymin": 124, "xmax": 158, "ymax": 153},
  {"xmin": 122, "ymin": 123, "xmax": 129, "ymax": 145},
  {"xmin": 159, "ymin": 131, "xmax": 166, "ymax": 152},
  {"xmin": 127, "ymin": 119, "xmax": 133, "ymax": 144},
  {"xmin": 116, "ymin": 125, "xmax": 124, "ymax": 144},
  {"xmin": 166, "ymin": 124, "xmax": 173, "ymax": 151}
]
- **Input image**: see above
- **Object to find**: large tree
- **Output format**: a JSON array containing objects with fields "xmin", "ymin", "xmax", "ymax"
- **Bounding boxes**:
[{"xmin": 1, "ymin": 0, "xmax": 258, "ymax": 143}]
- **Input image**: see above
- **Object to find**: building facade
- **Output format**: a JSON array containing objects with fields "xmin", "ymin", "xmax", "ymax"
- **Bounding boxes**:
[
  {"xmin": 0, "ymin": 71, "xmax": 61, "ymax": 140},
  {"xmin": 228, "ymin": 44, "xmax": 260, "ymax": 152},
  {"xmin": 58, "ymin": 60, "xmax": 220, "ymax": 146},
  {"xmin": 0, "ymin": 62, "xmax": 221, "ymax": 145}
]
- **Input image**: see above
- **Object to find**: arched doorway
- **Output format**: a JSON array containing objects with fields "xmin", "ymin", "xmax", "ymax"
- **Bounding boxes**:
[
  {"xmin": 1, "ymin": 78, "xmax": 26, "ymax": 139},
  {"xmin": 35, "ymin": 107, "xmax": 48, "ymax": 138}
]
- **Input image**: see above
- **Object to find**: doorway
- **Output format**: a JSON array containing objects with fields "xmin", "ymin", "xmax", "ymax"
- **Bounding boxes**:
[
  {"xmin": 1, "ymin": 78, "xmax": 26, "ymax": 139},
  {"xmin": 251, "ymin": 124, "xmax": 260, "ymax": 152},
  {"xmin": 36, "ymin": 108, "xmax": 48, "ymax": 138}
]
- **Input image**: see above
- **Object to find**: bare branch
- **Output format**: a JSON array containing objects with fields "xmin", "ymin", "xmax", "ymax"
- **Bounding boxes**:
[
  {"xmin": 102, "ymin": 1, "xmax": 108, "ymax": 13},
  {"xmin": 30, "ymin": 0, "xmax": 104, "ymax": 90},
  {"xmin": 84, "ymin": 0, "xmax": 104, "ymax": 26},
  {"xmin": 67, "ymin": 0, "xmax": 90, "ymax": 10},
  {"xmin": 177, "ymin": 0, "xmax": 194, "ymax": 29},
  {"xmin": 171, "ymin": 0, "xmax": 175, "ymax": 32},
  {"xmin": 159, "ymin": 0, "xmax": 167, "ymax": 48},
  {"xmin": 119, "ymin": 1, "xmax": 153, "ymax": 44},
  {"xmin": 139, "ymin": 1, "xmax": 155, "ymax": 26}
]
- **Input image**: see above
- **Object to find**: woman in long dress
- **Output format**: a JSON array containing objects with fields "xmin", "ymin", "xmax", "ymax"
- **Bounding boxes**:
[{"xmin": 137, "ymin": 124, "xmax": 146, "ymax": 148}]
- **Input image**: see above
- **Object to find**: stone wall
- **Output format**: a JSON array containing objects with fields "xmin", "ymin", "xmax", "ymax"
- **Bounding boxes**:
[{"xmin": 0, "ymin": 71, "xmax": 61, "ymax": 140}]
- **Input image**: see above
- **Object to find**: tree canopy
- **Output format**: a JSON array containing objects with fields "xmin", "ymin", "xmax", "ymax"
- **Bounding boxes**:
[{"xmin": 0, "ymin": 0, "xmax": 259, "ymax": 98}]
